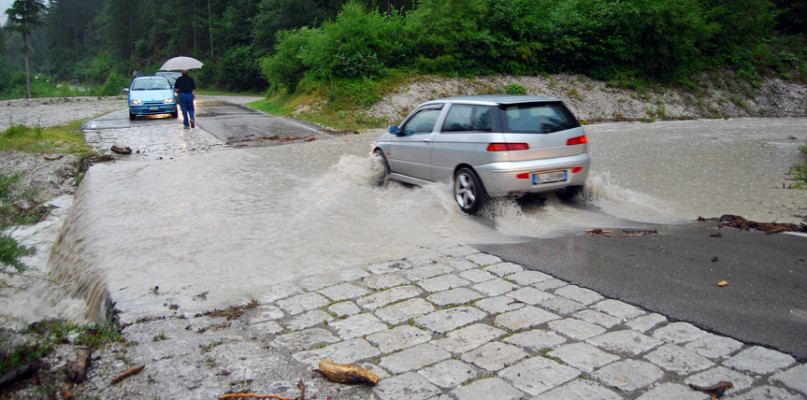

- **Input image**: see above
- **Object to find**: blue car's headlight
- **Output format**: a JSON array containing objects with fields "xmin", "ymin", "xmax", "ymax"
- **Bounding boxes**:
[
  {"xmin": 164, "ymin": 98, "xmax": 175, "ymax": 104},
  {"xmin": 131, "ymin": 100, "xmax": 142, "ymax": 105}
]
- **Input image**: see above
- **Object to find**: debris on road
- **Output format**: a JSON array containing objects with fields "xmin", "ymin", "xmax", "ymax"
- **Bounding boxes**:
[
  {"xmin": 110, "ymin": 145, "xmax": 132, "ymax": 154},
  {"xmin": 314, "ymin": 359, "xmax": 380, "ymax": 386},
  {"xmin": 698, "ymin": 214, "xmax": 807, "ymax": 234},
  {"xmin": 688, "ymin": 380, "xmax": 733, "ymax": 398},
  {"xmin": 109, "ymin": 364, "xmax": 144, "ymax": 385},
  {"xmin": 718, "ymin": 280, "xmax": 728, "ymax": 287},
  {"xmin": 219, "ymin": 379, "xmax": 305, "ymax": 400}
]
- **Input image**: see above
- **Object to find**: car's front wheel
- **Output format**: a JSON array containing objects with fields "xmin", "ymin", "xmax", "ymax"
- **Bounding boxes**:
[
  {"xmin": 129, "ymin": 111, "xmax": 135, "ymax": 121},
  {"xmin": 371, "ymin": 150, "xmax": 390, "ymax": 186},
  {"xmin": 171, "ymin": 110, "xmax": 178, "ymax": 118},
  {"xmin": 454, "ymin": 167, "xmax": 487, "ymax": 214}
]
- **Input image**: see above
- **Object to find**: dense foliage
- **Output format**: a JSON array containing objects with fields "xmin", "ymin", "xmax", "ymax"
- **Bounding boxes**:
[{"xmin": 0, "ymin": 0, "xmax": 804, "ymax": 96}]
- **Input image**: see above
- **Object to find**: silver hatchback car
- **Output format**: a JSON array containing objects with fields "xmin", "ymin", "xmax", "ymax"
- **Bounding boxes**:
[{"xmin": 371, "ymin": 95, "xmax": 590, "ymax": 214}]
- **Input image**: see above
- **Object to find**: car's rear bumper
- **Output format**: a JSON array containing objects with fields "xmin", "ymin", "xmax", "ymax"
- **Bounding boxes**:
[
  {"xmin": 476, "ymin": 153, "xmax": 591, "ymax": 197},
  {"xmin": 130, "ymin": 104, "xmax": 177, "ymax": 115}
]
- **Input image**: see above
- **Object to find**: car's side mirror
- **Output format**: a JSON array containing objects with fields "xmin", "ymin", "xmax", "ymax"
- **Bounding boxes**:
[
  {"xmin": 123, "ymin": 88, "xmax": 129, "ymax": 93},
  {"xmin": 389, "ymin": 125, "xmax": 400, "ymax": 134}
]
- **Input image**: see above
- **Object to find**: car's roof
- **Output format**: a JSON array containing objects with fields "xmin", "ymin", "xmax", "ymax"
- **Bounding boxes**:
[
  {"xmin": 423, "ymin": 95, "xmax": 562, "ymax": 106},
  {"xmin": 134, "ymin": 76, "xmax": 170, "ymax": 81}
]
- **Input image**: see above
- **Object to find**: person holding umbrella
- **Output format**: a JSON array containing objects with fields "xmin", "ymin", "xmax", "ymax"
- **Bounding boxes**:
[{"xmin": 174, "ymin": 69, "xmax": 196, "ymax": 129}]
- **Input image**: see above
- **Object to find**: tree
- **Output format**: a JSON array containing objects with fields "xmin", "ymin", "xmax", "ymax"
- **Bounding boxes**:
[{"xmin": 4, "ymin": 0, "xmax": 47, "ymax": 99}]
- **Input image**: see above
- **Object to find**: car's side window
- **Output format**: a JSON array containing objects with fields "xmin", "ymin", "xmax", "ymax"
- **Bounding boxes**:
[
  {"xmin": 402, "ymin": 108, "xmax": 442, "ymax": 135},
  {"xmin": 442, "ymin": 105, "xmax": 494, "ymax": 132}
]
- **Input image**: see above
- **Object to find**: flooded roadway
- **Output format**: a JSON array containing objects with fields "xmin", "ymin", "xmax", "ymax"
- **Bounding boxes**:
[{"xmin": 24, "ymin": 100, "xmax": 807, "ymax": 324}]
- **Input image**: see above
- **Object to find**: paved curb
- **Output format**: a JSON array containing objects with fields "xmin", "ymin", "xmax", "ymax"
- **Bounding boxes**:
[{"xmin": 239, "ymin": 244, "xmax": 806, "ymax": 400}]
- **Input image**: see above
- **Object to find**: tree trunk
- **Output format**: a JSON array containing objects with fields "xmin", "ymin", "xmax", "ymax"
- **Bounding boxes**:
[
  {"xmin": 23, "ymin": 36, "xmax": 31, "ymax": 99},
  {"xmin": 208, "ymin": 0, "xmax": 213, "ymax": 58}
]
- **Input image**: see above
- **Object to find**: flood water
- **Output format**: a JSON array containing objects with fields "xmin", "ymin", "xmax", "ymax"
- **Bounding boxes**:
[{"xmin": 12, "ymin": 117, "xmax": 807, "ymax": 325}]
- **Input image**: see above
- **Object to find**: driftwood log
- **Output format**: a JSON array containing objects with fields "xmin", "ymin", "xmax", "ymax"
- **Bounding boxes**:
[
  {"xmin": 314, "ymin": 359, "xmax": 380, "ymax": 386},
  {"xmin": 689, "ymin": 381, "xmax": 733, "ymax": 398},
  {"xmin": 66, "ymin": 349, "xmax": 92, "ymax": 383},
  {"xmin": 0, "ymin": 362, "xmax": 39, "ymax": 390}
]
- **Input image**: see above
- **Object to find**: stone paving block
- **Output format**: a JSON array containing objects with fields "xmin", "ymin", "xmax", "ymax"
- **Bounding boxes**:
[
  {"xmin": 459, "ymin": 268, "xmax": 496, "ymax": 283},
  {"xmin": 466, "ymin": 253, "xmax": 502, "ymax": 266},
  {"xmin": 635, "ymin": 382, "xmax": 710, "ymax": 400},
  {"xmin": 296, "ymin": 273, "xmax": 345, "ymax": 291},
  {"xmin": 549, "ymin": 318, "xmax": 607, "ymax": 340},
  {"xmin": 499, "ymin": 356, "xmax": 581, "ymax": 396},
  {"xmin": 293, "ymin": 338, "xmax": 380, "ymax": 368},
  {"xmin": 573, "ymin": 309, "xmax": 622, "ymax": 329},
  {"xmin": 329, "ymin": 313, "xmax": 388, "ymax": 340},
  {"xmin": 651, "ymin": 321, "xmax": 707, "ymax": 343},
  {"xmin": 586, "ymin": 330, "xmax": 663, "ymax": 356},
  {"xmin": 532, "ymin": 378, "xmax": 622, "ymax": 400},
  {"xmin": 375, "ymin": 298, "xmax": 435, "ymax": 325},
  {"xmin": 723, "ymin": 346, "xmax": 796, "ymax": 375},
  {"xmin": 328, "ymin": 300, "xmax": 360, "ymax": 317},
  {"xmin": 486, "ymin": 262, "xmax": 523, "ymax": 277},
  {"xmin": 380, "ymin": 343, "xmax": 451, "ymax": 374},
  {"xmin": 277, "ymin": 292, "xmax": 329, "ymax": 315},
  {"xmin": 503, "ymin": 329, "xmax": 567, "ymax": 352},
  {"xmin": 338, "ymin": 267, "xmax": 371, "ymax": 282},
  {"xmin": 427, "ymin": 287, "xmax": 484, "ymax": 307},
  {"xmin": 461, "ymin": 342, "xmax": 528, "ymax": 372},
  {"xmin": 367, "ymin": 260, "xmax": 413, "ymax": 275},
  {"xmin": 592, "ymin": 360, "xmax": 664, "ymax": 393},
  {"xmin": 507, "ymin": 270, "xmax": 553, "ymax": 286},
  {"xmin": 472, "ymin": 278, "xmax": 518, "ymax": 296},
  {"xmin": 417, "ymin": 274, "xmax": 470, "ymax": 292},
  {"xmin": 259, "ymin": 282, "xmax": 303, "ymax": 304},
  {"xmin": 252, "ymin": 320, "xmax": 284, "ymax": 335},
  {"xmin": 474, "ymin": 295, "xmax": 525, "ymax": 314},
  {"xmin": 431, "ymin": 323, "xmax": 506, "ymax": 354},
  {"xmin": 555, "ymin": 285, "xmax": 604, "ymax": 305},
  {"xmin": 284, "ymin": 309, "xmax": 333, "ymax": 331},
  {"xmin": 626, "ymin": 313, "xmax": 668, "ymax": 332},
  {"xmin": 318, "ymin": 283, "xmax": 369, "ymax": 301},
  {"xmin": 401, "ymin": 264, "xmax": 454, "ymax": 281},
  {"xmin": 418, "ymin": 359, "xmax": 480, "ymax": 389},
  {"xmin": 592, "ymin": 299, "xmax": 646, "ymax": 321},
  {"xmin": 684, "ymin": 333, "xmax": 744, "ymax": 359},
  {"xmin": 451, "ymin": 377, "xmax": 524, "ymax": 400},
  {"xmin": 549, "ymin": 342, "xmax": 619, "ymax": 373},
  {"xmin": 356, "ymin": 285, "xmax": 422, "ymax": 311},
  {"xmin": 442, "ymin": 257, "xmax": 478, "ymax": 271},
  {"xmin": 540, "ymin": 296, "xmax": 586, "ymax": 315},
  {"xmin": 366, "ymin": 325, "xmax": 432, "ymax": 354},
  {"xmin": 533, "ymin": 278, "xmax": 568, "ymax": 291},
  {"xmin": 373, "ymin": 371, "xmax": 441, "ymax": 400},
  {"xmin": 507, "ymin": 287, "xmax": 554, "ymax": 305},
  {"xmin": 495, "ymin": 306, "xmax": 560, "ymax": 331},
  {"xmin": 415, "ymin": 306, "xmax": 487, "ymax": 334},
  {"xmin": 644, "ymin": 343, "xmax": 715, "ymax": 375},
  {"xmin": 772, "ymin": 363, "xmax": 807, "ymax": 396},
  {"xmin": 271, "ymin": 328, "xmax": 340, "ymax": 352},
  {"xmin": 686, "ymin": 366, "xmax": 756, "ymax": 397},
  {"xmin": 437, "ymin": 244, "xmax": 478, "ymax": 258},
  {"xmin": 250, "ymin": 305, "xmax": 285, "ymax": 324},
  {"xmin": 728, "ymin": 386, "xmax": 805, "ymax": 400},
  {"xmin": 361, "ymin": 273, "xmax": 409, "ymax": 290}
]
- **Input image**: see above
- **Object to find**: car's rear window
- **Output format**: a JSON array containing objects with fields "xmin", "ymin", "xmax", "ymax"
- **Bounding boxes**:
[
  {"xmin": 502, "ymin": 102, "xmax": 579, "ymax": 133},
  {"xmin": 442, "ymin": 105, "xmax": 494, "ymax": 132}
]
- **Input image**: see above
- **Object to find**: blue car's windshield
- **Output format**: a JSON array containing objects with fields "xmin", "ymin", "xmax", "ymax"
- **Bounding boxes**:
[{"xmin": 132, "ymin": 78, "xmax": 172, "ymax": 91}]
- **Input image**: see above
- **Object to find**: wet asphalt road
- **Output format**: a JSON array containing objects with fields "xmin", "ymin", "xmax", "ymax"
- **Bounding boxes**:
[
  {"xmin": 82, "ymin": 97, "xmax": 321, "ymax": 144},
  {"xmin": 476, "ymin": 222, "xmax": 807, "ymax": 360}
]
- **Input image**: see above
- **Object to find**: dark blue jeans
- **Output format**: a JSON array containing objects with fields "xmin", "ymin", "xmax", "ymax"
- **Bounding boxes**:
[{"xmin": 178, "ymin": 92, "xmax": 195, "ymax": 127}]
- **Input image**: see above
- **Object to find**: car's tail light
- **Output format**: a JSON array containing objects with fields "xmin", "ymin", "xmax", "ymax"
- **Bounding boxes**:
[
  {"xmin": 572, "ymin": 166, "xmax": 584, "ymax": 173},
  {"xmin": 487, "ymin": 143, "xmax": 529, "ymax": 152},
  {"xmin": 567, "ymin": 136, "xmax": 588, "ymax": 146}
]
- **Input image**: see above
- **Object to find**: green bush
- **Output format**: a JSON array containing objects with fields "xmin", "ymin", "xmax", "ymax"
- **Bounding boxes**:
[{"xmin": 98, "ymin": 71, "xmax": 129, "ymax": 96}]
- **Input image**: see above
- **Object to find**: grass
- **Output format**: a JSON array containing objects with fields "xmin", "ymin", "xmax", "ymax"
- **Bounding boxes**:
[
  {"xmin": 0, "ymin": 120, "xmax": 93, "ymax": 154},
  {"xmin": 793, "ymin": 142, "xmax": 807, "ymax": 189}
]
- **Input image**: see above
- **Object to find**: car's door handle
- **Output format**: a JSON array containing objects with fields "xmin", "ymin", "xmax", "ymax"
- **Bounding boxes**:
[{"xmin": 422, "ymin": 138, "xmax": 431, "ymax": 143}]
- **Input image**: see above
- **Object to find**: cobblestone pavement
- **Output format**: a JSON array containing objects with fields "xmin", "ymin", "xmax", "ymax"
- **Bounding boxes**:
[{"xmin": 226, "ymin": 244, "xmax": 805, "ymax": 400}]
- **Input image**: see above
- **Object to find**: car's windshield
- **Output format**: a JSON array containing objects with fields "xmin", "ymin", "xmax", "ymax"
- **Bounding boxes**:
[
  {"xmin": 503, "ymin": 102, "xmax": 579, "ymax": 133},
  {"xmin": 132, "ymin": 78, "xmax": 172, "ymax": 91}
]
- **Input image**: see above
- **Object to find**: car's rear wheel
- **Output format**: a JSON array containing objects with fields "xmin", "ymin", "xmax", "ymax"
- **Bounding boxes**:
[
  {"xmin": 454, "ymin": 167, "xmax": 487, "ymax": 214},
  {"xmin": 557, "ymin": 185, "xmax": 585, "ymax": 202}
]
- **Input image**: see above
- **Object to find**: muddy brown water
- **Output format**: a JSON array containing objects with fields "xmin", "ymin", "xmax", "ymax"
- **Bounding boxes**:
[{"xmin": 8, "ymin": 118, "xmax": 807, "ymax": 325}]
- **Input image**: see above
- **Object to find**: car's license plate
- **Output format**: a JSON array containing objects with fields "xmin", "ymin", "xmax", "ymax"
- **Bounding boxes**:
[
  {"xmin": 533, "ymin": 170, "xmax": 567, "ymax": 184},
  {"xmin": 148, "ymin": 106, "xmax": 158, "ymax": 111}
]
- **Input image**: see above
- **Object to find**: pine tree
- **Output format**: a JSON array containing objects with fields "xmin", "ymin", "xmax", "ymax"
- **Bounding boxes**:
[{"xmin": 4, "ymin": 0, "xmax": 47, "ymax": 99}]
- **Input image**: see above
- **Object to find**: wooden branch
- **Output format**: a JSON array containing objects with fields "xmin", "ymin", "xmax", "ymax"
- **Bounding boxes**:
[
  {"xmin": 314, "ymin": 359, "xmax": 379, "ymax": 386},
  {"xmin": 218, "ymin": 379, "xmax": 305, "ymax": 400},
  {"xmin": 110, "ymin": 364, "xmax": 145, "ymax": 385},
  {"xmin": 66, "ymin": 349, "xmax": 92, "ymax": 383}
]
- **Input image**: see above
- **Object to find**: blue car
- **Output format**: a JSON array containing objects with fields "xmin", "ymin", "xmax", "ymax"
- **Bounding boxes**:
[{"xmin": 126, "ymin": 76, "xmax": 178, "ymax": 120}]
